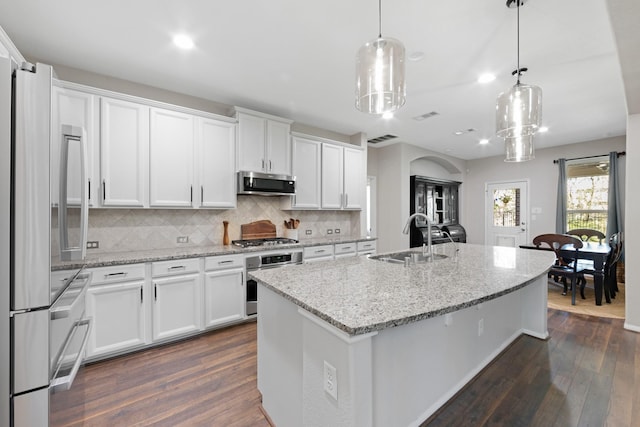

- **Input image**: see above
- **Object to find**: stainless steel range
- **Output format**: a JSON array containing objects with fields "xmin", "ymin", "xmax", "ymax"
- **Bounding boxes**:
[
  {"xmin": 232, "ymin": 237, "xmax": 299, "ymax": 248},
  {"xmin": 243, "ymin": 242, "xmax": 302, "ymax": 316}
]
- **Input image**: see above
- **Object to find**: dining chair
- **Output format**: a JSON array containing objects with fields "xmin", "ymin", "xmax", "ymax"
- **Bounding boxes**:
[
  {"xmin": 577, "ymin": 231, "xmax": 624, "ymax": 301},
  {"xmin": 532, "ymin": 233, "xmax": 585, "ymax": 305},
  {"xmin": 567, "ymin": 228, "xmax": 605, "ymax": 244}
]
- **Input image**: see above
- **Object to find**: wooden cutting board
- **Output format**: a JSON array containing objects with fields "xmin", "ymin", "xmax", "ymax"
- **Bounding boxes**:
[{"xmin": 241, "ymin": 220, "xmax": 276, "ymax": 240}]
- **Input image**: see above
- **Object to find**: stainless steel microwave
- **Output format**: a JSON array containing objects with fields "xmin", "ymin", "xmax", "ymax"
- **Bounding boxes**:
[{"xmin": 237, "ymin": 171, "xmax": 296, "ymax": 196}]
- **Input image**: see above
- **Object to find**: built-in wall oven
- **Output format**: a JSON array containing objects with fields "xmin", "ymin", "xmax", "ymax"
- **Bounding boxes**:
[{"xmin": 245, "ymin": 249, "xmax": 303, "ymax": 316}]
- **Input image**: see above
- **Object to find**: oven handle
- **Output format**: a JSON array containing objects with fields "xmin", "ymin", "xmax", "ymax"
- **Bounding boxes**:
[
  {"xmin": 50, "ymin": 272, "xmax": 91, "ymax": 320},
  {"xmin": 49, "ymin": 318, "xmax": 92, "ymax": 393}
]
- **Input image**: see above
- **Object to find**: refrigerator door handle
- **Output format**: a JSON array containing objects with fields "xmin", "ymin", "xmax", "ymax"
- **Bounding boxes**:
[
  {"xmin": 49, "ymin": 318, "xmax": 92, "ymax": 393},
  {"xmin": 58, "ymin": 125, "xmax": 89, "ymax": 261}
]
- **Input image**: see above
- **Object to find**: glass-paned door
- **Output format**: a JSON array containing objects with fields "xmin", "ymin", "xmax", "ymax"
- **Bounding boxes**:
[{"xmin": 485, "ymin": 181, "xmax": 529, "ymax": 247}]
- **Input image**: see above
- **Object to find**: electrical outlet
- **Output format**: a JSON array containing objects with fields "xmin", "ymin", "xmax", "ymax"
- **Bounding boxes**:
[
  {"xmin": 86, "ymin": 241, "xmax": 99, "ymax": 249},
  {"xmin": 177, "ymin": 236, "xmax": 189, "ymax": 243},
  {"xmin": 305, "ymin": 229, "xmax": 312, "ymax": 235},
  {"xmin": 327, "ymin": 229, "xmax": 333, "ymax": 235},
  {"xmin": 323, "ymin": 361, "xmax": 338, "ymax": 400},
  {"xmin": 478, "ymin": 318, "xmax": 484, "ymax": 336},
  {"xmin": 334, "ymin": 228, "xmax": 341, "ymax": 234}
]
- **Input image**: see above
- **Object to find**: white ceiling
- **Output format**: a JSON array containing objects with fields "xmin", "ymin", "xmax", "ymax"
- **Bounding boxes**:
[{"xmin": 0, "ymin": 0, "xmax": 631, "ymax": 160}]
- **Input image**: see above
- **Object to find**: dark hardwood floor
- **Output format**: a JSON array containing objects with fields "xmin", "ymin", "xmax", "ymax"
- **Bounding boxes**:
[{"xmin": 54, "ymin": 310, "xmax": 640, "ymax": 426}]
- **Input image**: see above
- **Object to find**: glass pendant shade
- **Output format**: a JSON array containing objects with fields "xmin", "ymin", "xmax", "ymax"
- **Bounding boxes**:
[
  {"xmin": 504, "ymin": 134, "xmax": 535, "ymax": 162},
  {"xmin": 355, "ymin": 37, "xmax": 406, "ymax": 114},
  {"xmin": 496, "ymin": 82, "xmax": 542, "ymax": 138}
]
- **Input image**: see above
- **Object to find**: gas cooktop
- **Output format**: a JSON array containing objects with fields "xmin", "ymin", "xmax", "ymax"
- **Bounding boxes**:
[{"xmin": 232, "ymin": 237, "xmax": 299, "ymax": 248}]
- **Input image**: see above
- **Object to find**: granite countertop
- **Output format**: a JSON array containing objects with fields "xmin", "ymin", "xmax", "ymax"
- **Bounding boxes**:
[
  {"xmin": 52, "ymin": 236, "xmax": 377, "ymax": 271},
  {"xmin": 249, "ymin": 243, "xmax": 555, "ymax": 336}
]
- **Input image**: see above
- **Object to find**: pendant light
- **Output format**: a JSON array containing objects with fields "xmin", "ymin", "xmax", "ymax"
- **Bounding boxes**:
[
  {"xmin": 355, "ymin": 0, "xmax": 406, "ymax": 115},
  {"xmin": 496, "ymin": 0, "xmax": 542, "ymax": 162}
]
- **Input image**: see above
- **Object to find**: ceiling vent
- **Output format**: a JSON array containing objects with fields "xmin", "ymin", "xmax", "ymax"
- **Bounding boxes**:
[
  {"xmin": 367, "ymin": 134, "xmax": 398, "ymax": 144},
  {"xmin": 413, "ymin": 111, "xmax": 439, "ymax": 121}
]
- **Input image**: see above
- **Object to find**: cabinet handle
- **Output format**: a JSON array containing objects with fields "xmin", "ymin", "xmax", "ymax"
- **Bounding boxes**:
[
  {"xmin": 105, "ymin": 272, "xmax": 127, "ymax": 279},
  {"xmin": 269, "ymin": 160, "xmax": 272, "ymax": 171},
  {"xmin": 168, "ymin": 265, "xmax": 186, "ymax": 271},
  {"xmin": 102, "ymin": 179, "xmax": 106, "ymax": 201},
  {"xmin": 345, "ymin": 194, "xmax": 348, "ymax": 207},
  {"xmin": 140, "ymin": 287, "xmax": 143, "ymax": 303},
  {"xmin": 218, "ymin": 260, "xmax": 234, "ymax": 265},
  {"xmin": 241, "ymin": 272, "xmax": 244, "ymax": 286},
  {"xmin": 88, "ymin": 179, "xmax": 91, "ymax": 201},
  {"xmin": 190, "ymin": 186, "xmax": 193, "ymax": 203},
  {"xmin": 343, "ymin": 246, "xmax": 352, "ymax": 250},
  {"xmin": 201, "ymin": 185, "xmax": 204, "ymax": 203},
  {"xmin": 262, "ymin": 159, "xmax": 265, "ymax": 170},
  {"xmin": 316, "ymin": 249, "xmax": 325, "ymax": 254},
  {"xmin": 154, "ymin": 284, "xmax": 157, "ymax": 301}
]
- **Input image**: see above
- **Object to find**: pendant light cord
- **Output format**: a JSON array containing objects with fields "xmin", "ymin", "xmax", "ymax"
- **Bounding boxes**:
[
  {"xmin": 516, "ymin": 0, "xmax": 521, "ymax": 84},
  {"xmin": 378, "ymin": 0, "xmax": 382, "ymax": 38}
]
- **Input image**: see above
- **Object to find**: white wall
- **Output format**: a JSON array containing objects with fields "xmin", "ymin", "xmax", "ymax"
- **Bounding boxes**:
[
  {"xmin": 371, "ymin": 143, "xmax": 466, "ymax": 253},
  {"xmin": 625, "ymin": 114, "xmax": 639, "ymax": 331},
  {"xmin": 463, "ymin": 137, "xmax": 626, "ymax": 245}
]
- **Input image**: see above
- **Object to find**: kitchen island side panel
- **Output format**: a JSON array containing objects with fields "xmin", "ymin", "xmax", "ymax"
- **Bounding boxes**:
[{"xmin": 258, "ymin": 274, "xmax": 548, "ymax": 427}]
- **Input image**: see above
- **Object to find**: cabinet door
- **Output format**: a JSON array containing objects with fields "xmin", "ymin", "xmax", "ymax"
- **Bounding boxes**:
[
  {"xmin": 52, "ymin": 87, "xmax": 99, "ymax": 206},
  {"xmin": 198, "ymin": 118, "xmax": 236, "ymax": 208},
  {"xmin": 266, "ymin": 120, "xmax": 291, "ymax": 175},
  {"xmin": 149, "ymin": 108, "xmax": 194, "ymax": 207},
  {"xmin": 85, "ymin": 280, "xmax": 146, "ymax": 358},
  {"xmin": 152, "ymin": 273, "xmax": 201, "ymax": 341},
  {"xmin": 204, "ymin": 268, "xmax": 244, "ymax": 328},
  {"xmin": 321, "ymin": 143, "xmax": 344, "ymax": 209},
  {"xmin": 100, "ymin": 97, "xmax": 149, "ymax": 207},
  {"xmin": 291, "ymin": 137, "xmax": 321, "ymax": 208},
  {"xmin": 343, "ymin": 147, "xmax": 363, "ymax": 210},
  {"xmin": 237, "ymin": 113, "xmax": 266, "ymax": 172}
]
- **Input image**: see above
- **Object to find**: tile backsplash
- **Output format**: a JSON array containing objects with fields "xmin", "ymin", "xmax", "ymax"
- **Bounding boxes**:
[{"xmin": 84, "ymin": 196, "xmax": 361, "ymax": 254}]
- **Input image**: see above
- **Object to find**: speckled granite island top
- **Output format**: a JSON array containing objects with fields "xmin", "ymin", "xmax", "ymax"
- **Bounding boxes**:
[{"xmin": 250, "ymin": 243, "xmax": 555, "ymax": 336}]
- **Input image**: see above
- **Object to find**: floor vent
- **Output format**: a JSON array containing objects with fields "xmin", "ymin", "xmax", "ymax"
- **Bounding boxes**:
[{"xmin": 367, "ymin": 134, "xmax": 398, "ymax": 144}]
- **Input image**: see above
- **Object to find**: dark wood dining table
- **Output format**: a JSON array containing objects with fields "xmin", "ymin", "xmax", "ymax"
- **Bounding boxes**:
[{"xmin": 519, "ymin": 242, "xmax": 611, "ymax": 306}]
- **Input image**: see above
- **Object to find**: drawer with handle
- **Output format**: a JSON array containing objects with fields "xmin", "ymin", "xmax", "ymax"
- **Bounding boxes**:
[
  {"xmin": 151, "ymin": 258, "xmax": 200, "ymax": 277},
  {"xmin": 334, "ymin": 243, "xmax": 356, "ymax": 256},
  {"xmin": 89, "ymin": 264, "xmax": 146, "ymax": 285},
  {"xmin": 204, "ymin": 254, "xmax": 244, "ymax": 271},
  {"xmin": 357, "ymin": 241, "xmax": 377, "ymax": 253},
  {"xmin": 303, "ymin": 245, "xmax": 334, "ymax": 261}
]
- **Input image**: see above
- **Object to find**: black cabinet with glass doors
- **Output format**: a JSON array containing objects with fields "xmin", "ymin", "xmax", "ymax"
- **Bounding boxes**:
[{"xmin": 410, "ymin": 176, "xmax": 461, "ymax": 248}]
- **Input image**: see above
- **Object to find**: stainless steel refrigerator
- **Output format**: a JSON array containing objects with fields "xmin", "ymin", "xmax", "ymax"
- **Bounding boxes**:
[{"xmin": 2, "ymin": 56, "xmax": 92, "ymax": 426}]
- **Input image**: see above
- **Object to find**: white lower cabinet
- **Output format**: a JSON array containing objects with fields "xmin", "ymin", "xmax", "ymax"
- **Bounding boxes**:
[
  {"xmin": 334, "ymin": 242, "xmax": 357, "ymax": 259},
  {"xmin": 151, "ymin": 259, "xmax": 202, "ymax": 341},
  {"xmin": 203, "ymin": 254, "xmax": 245, "ymax": 328},
  {"xmin": 85, "ymin": 264, "xmax": 147, "ymax": 359},
  {"xmin": 303, "ymin": 245, "xmax": 335, "ymax": 263},
  {"xmin": 357, "ymin": 240, "xmax": 377, "ymax": 255}
]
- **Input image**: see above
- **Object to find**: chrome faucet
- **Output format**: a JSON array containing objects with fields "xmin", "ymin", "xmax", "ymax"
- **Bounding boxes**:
[
  {"xmin": 403, "ymin": 213, "xmax": 432, "ymax": 258},
  {"xmin": 441, "ymin": 230, "xmax": 460, "ymax": 254}
]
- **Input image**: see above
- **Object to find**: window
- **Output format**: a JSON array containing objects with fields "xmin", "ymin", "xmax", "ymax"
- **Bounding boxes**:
[
  {"xmin": 492, "ymin": 188, "xmax": 520, "ymax": 227},
  {"xmin": 566, "ymin": 158, "xmax": 609, "ymax": 234}
]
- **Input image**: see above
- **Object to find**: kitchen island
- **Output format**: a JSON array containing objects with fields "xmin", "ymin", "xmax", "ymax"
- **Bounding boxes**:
[{"xmin": 250, "ymin": 243, "xmax": 555, "ymax": 427}]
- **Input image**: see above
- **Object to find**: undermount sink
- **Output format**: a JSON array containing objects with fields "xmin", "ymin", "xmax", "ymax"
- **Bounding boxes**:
[{"xmin": 371, "ymin": 251, "xmax": 448, "ymax": 264}]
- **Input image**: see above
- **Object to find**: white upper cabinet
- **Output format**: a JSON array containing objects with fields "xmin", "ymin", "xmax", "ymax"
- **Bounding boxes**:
[
  {"xmin": 290, "ymin": 136, "xmax": 321, "ymax": 209},
  {"xmin": 321, "ymin": 143, "xmax": 364, "ymax": 210},
  {"xmin": 343, "ymin": 147, "xmax": 364, "ymax": 209},
  {"xmin": 52, "ymin": 86, "xmax": 99, "ymax": 206},
  {"xmin": 149, "ymin": 108, "xmax": 194, "ymax": 207},
  {"xmin": 321, "ymin": 143, "xmax": 344, "ymax": 209},
  {"xmin": 100, "ymin": 97, "xmax": 149, "ymax": 207},
  {"xmin": 236, "ymin": 109, "xmax": 292, "ymax": 175},
  {"xmin": 197, "ymin": 118, "xmax": 236, "ymax": 208}
]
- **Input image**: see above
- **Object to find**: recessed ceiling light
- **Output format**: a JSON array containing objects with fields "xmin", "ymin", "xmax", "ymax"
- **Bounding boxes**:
[
  {"xmin": 408, "ymin": 51, "xmax": 425, "ymax": 62},
  {"xmin": 382, "ymin": 111, "xmax": 394, "ymax": 119},
  {"xmin": 454, "ymin": 131, "xmax": 465, "ymax": 135},
  {"xmin": 173, "ymin": 34, "xmax": 194, "ymax": 50},
  {"xmin": 479, "ymin": 139, "xmax": 489, "ymax": 145},
  {"xmin": 478, "ymin": 73, "xmax": 496, "ymax": 84},
  {"xmin": 538, "ymin": 126, "xmax": 549, "ymax": 132}
]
